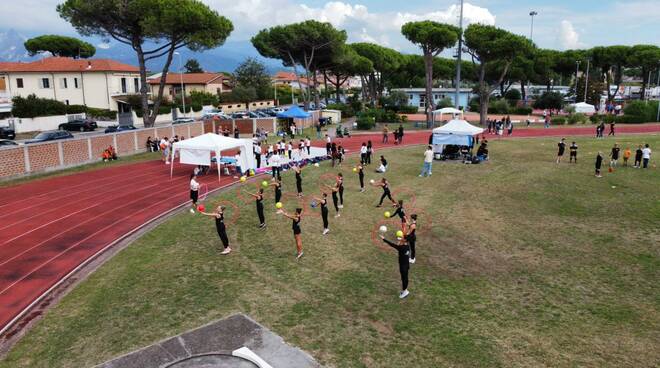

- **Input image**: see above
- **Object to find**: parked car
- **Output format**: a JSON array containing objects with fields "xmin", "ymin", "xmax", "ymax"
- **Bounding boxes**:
[
  {"xmin": 0, "ymin": 139, "xmax": 18, "ymax": 146},
  {"xmin": 58, "ymin": 119, "xmax": 98, "ymax": 132},
  {"xmin": 172, "ymin": 118, "xmax": 195, "ymax": 124},
  {"xmin": 0, "ymin": 126, "xmax": 16, "ymax": 140},
  {"xmin": 25, "ymin": 130, "xmax": 74, "ymax": 144},
  {"xmin": 104, "ymin": 125, "xmax": 137, "ymax": 133},
  {"xmin": 231, "ymin": 112, "xmax": 249, "ymax": 119}
]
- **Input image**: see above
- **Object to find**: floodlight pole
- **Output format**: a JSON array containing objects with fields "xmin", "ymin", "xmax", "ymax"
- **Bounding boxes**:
[
  {"xmin": 454, "ymin": 0, "xmax": 464, "ymax": 110},
  {"xmin": 584, "ymin": 58, "xmax": 590, "ymax": 103},
  {"xmin": 175, "ymin": 52, "xmax": 186, "ymax": 117},
  {"xmin": 575, "ymin": 61, "xmax": 581, "ymax": 102}
]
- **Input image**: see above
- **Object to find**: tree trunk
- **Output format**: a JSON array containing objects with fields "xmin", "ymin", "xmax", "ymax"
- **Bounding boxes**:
[
  {"xmin": 148, "ymin": 48, "xmax": 176, "ymax": 127},
  {"xmin": 323, "ymin": 72, "xmax": 329, "ymax": 106},
  {"xmin": 134, "ymin": 44, "xmax": 152, "ymax": 128},
  {"xmin": 520, "ymin": 81, "xmax": 527, "ymax": 104},
  {"xmin": 424, "ymin": 53, "xmax": 434, "ymax": 128},
  {"xmin": 640, "ymin": 67, "xmax": 648, "ymax": 101},
  {"xmin": 369, "ymin": 72, "xmax": 377, "ymax": 106},
  {"xmin": 478, "ymin": 64, "xmax": 488, "ymax": 126},
  {"xmin": 313, "ymin": 69, "xmax": 321, "ymax": 108}
]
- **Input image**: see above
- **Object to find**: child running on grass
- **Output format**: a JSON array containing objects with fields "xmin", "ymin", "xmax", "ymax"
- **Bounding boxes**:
[{"xmin": 199, "ymin": 205, "xmax": 232, "ymax": 255}]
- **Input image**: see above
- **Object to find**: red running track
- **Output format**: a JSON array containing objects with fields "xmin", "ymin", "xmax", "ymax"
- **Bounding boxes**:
[{"xmin": 1, "ymin": 124, "xmax": 658, "ymax": 335}]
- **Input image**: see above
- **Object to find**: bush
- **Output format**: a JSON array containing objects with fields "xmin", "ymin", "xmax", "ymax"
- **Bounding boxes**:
[
  {"xmin": 551, "ymin": 117, "xmax": 567, "ymax": 125},
  {"xmin": 621, "ymin": 100, "xmax": 658, "ymax": 123},
  {"xmin": 397, "ymin": 105, "xmax": 419, "ymax": 114},
  {"xmin": 589, "ymin": 114, "xmax": 602, "ymax": 124},
  {"xmin": 356, "ymin": 114, "xmax": 375, "ymax": 130},
  {"xmin": 533, "ymin": 91, "xmax": 564, "ymax": 111},
  {"xmin": 504, "ymin": 89, "xmax": 521, "ymax": 104},
  {"xmin": 468, "ymin": 97, "xmax": 480, "ymax": 112},
  {"xmin": 567, "ymin": 113, "xmax": 588, "ymax": 125},
  {"xmin": 487, "ymin": 99, "xmax": 510, "ymax": 114},
  {"xmin": 326, "ymin": 103, "xmax": 355, "ymax": 118},
  {"xmin": 435, "ymin": 97, "xmax": 454, "ymax": 109},
  {"xmin": 361, "ymin": 108, "xmax": 401, "ymax": 123},
  {"xmin": 87, "ymin": 108, "xmax": 117, "ymax": 120},
  {"xmin": 12, "ymin": 94, "xmax": 67, "ymax": 118},
  {"xmin": 191, "ymin": 103, "xmax": 203, "ymax": 112},
  {"xmin": 159, "ymin": 106, "xmax": 172, "ymax": 115},
  {"xmin": 67, "ymin": 104, "xmax": 87, "ymax": 114},
  {"xmin": 513, "ymin": 106, "xmax": 533, "ymax": 115}
]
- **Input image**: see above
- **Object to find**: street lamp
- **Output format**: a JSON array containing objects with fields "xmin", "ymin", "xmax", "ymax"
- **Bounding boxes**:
[
  {"xmin": 584, "ymin": 58, "xmax": 590, "ymax": 103},
  {"xmin": 454, "ymin": 0, "xmax": 465, "ymax": 110},
  {"xmin": 575, "ymin": 60, "xmax": 581, "ymax": 102},
  {"xmin": 529, "ymin": 11, "xmax": 538, "ymax": 41},
  {"xmin": 174, "ymin": 51, "xmax": 186, "ymax": 118}
]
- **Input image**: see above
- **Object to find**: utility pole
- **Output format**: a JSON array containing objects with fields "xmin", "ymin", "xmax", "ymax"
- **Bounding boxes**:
[
  {"xmin": 454, "ymin": 0, "xmax": 464, "ymax": 110},
  {"xmin": 527, "ymin": 11, "xmax": 538, "ymax": 106}
]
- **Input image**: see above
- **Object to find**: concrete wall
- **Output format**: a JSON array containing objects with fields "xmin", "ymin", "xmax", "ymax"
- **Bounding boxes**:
[{"xmin": 2, "ymin": 114, "xmax": 86, "ymax": 133}]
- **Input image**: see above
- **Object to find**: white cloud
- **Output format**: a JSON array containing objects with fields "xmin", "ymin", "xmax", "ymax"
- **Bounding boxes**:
[
  {"xmin": 557, "ymin": 20, "xmax": 582, "ymax": 49},
  {"xmin": 96, "ymin": 42, "xmax": 111, "ymax": 50},
  {"xmin": 207, "ymin": 1, "xmax": 495, "ymax": 51}
]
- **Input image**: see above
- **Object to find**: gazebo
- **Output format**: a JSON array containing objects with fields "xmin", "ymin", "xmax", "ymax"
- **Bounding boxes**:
[{"xmin": 431, "ymin": 107, "xmax": 464, "ymax": 125}]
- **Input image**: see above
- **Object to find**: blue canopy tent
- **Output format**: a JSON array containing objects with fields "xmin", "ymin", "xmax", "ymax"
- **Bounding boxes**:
[{"xmin": 277, "ymin": 106, "xmax": 312, "ymax": 119}]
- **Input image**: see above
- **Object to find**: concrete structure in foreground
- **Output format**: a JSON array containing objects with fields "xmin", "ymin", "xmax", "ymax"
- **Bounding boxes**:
[{"xmin": 96, "ymin": 314, "xmax": 321, "ymax": 368}]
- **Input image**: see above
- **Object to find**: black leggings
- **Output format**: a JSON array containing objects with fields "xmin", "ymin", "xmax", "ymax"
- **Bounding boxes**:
[
  {"xmin": 366, "ymin": 152, "xmax": 371, "ymax": 164},
  {"xmin": 322, "ymin": 208, "xmax": 329, "ymax": 228},
  {"xmin": 339, "ymin": 186, "xmax": 344, "ymax": 205},
  {"xmin": 296, "ymin": 179, "xmax": 302, "ymax": 194},
  {"xmin": 217, "ymin": 227, "xmax": 229, "ymax": 248},
  {"xmin": 272, "ymin": 166, "xmax": 280, "ymax": 178},
  {"xmin": 409, "ymin": 237, "xmax": 416, "ymax": 259},
  {"xmin": 378, "ymin": 191, "xmax": 393, "ymax": 206},
  {"xmin": 359, "ymin": 174, "xmax": 364, "ymax": 189},
  {"xmin": 256, "ymin": 203, "xmax": 265, "ymax": 225},
  {"xmin": 400, "ymin": 266, "xmax": 409, "ymax": 290},
  {"xmin": 275, "ymin": 190, "xmax": 282, "ymax": 203},
  {"xmin": 332, "ymin": 192, "xmax": 339, "ymax": 212}
]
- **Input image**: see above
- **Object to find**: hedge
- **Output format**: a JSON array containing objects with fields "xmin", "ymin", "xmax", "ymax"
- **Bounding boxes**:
[
  {"xmin": 356, "ymin": 115, "xmax": 375, "ymax": 130},
  {"xmin": 86, "ymin": 108, "xmax": 117, "ymax": 120},
  {"xmin": 551, "ymin": 117, "xmax": 567, "ymax": 125}
]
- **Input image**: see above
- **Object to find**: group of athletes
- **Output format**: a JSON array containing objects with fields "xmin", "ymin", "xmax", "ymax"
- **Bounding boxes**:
[
  {"xmin": 555, "ymin": 137, "xmax": 653, "ymax": 177},
  {"xmin": 189, "ymin": 153, "xmax": 420, "ymax": 299}
]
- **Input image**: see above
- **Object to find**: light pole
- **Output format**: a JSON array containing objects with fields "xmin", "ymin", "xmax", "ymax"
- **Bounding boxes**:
[
  {"xmin": 174, "ymin": 51, "xmax": 186, "ymax": 117},
  {"xmin": 454, "ymin": 0, "xmax": 464, "ymax": 110},
  {"xmin": 575, "ymin": 61, "xmax": 581, "ymax": 102},
  {"xmin": 584, "ymin": 58, "xmax": 590, "ymax": 103},
  {"xmin": 529, "ymin": 11, "xmax": 538, "ymax": 40}
]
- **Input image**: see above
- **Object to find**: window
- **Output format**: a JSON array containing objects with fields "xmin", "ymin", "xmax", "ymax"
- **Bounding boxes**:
[
  {"xmin": 134, "ymin": 78, "xmax": 139, "ymax": 93},
  {"xmin": 65, "ymin": 99, "xmax": 70, "ymax": 105},
  {"xmin": 419, "ymin": 94, "xmax": 426, "ymax": 108},
  {"xmin": 434, "ymin": 94, "xmax": 439, "ymax": 100},
  {"xmin": 16, "ymin": 78, "xmax": 24, "ymax": 88},
  {"xmin": 121, "ymin": 78, "xmax": 127, "ymax": 93},
  {"xmin": 60, "ymin": 78, "xmax": 68, "ymax": 89},
  {"xmin": 74, "ymin": 78, "xmax": 79, "ymax": 88},
  {"xmin": 40, "ymin": 78, "xmax": 50, "ymax": 89},
  {"xmin": 409, "ymin": 94, "xmax": 413, "ymax": 100}
]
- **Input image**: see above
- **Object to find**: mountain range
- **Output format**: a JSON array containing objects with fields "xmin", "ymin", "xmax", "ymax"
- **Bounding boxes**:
[{"xmin": 0, "ymin": 29, "xmax": 285, "ymax": 74}]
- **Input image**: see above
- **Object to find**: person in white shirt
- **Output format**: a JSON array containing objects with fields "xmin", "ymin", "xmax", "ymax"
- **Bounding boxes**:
[
  {"xmin": 189, "ymin": 173, "xmax": 200, "ymax": 213},
  {"xmin": 642, "ymin": 144, "xmax": 652, "ymax": 169},
  {"xmin": 419, "ymin": 146, "xmax": 434, "ymax": 177},
  {"xmin": 267, "ymin": 144, "xmax": 274, "ymax": 161},
  {"xmin": 360, "ymin": 142, "xmax": 368, "ymax": 164},
  {"xmin": 287, "ymin": 142, "xmax": 293, "ymax": 159},
  {"xmin": 305, "ymin": 137, "xmax": 311, "ymax": 156},
  {"xmin": 234, "ymin": 150, "xmax": 243, "ymax": 175},
  {"xmin": 271, "ymin": 152, "xmax": 281, "ymax": 178}
]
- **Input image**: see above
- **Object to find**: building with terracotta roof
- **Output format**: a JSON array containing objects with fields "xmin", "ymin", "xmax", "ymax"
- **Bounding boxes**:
[
  {"xmin": 0, "ymin": 57, "xmax": 142, "ymax": 113},
  {"xmin": 271, "ymin": 71, "xmax": 312, "ymax": 90},
  {"xmin": 147, "ymin": 72, "xmax": 232, "ymax": 101}
]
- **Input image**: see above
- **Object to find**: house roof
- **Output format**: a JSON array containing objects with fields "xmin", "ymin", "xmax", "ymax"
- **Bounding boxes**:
[
  {"xmin": 147, "ymin": 73, "xmax": 227, "ymax": 85},
  {"xmin": 272, "ymin": 71, "xmax": 311, "ymax": 86},
  {"xmin": 0, "ymin": 57, "xmax": 139, "ymax": 73}
]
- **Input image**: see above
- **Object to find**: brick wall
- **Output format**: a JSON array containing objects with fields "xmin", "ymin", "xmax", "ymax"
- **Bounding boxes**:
[
  {"xmin": 0, "ymin": 147, "xmax": 25, "ymax": 177},
  {"xmin": 27, "ymin": 143, "xmax": 60, "ymax": 172},
  {"xmin": 135, "ymin": 129, "xmax": 154, "ymax": 151},
  {"xmin": 256, "ymin": 118, "xmax": 275, "ymax": 134},
  {"xmin": 115, "ymin": 132, "xmax": 136, "ymax": 155},
  {"xmin": 0, "ymin": 121, "xmax": 235, "ymax": 180},
  {"xmin": 203, "ymin": 120, "xmax": 214, "ymax": 134},
  {"xmin": 90, "ymin": 135, "xmax": 114, "ymax": 159},
  {"xmin": 190, "ymin": 122, "xmax": 204, "ymax": 137},
  {"xmin": 62, "ymin": 139, "xmax": 89, "ymax": 166},
  {"xmin": 235, "ymin": 119, "xmax": 253, "ymax": 134}
]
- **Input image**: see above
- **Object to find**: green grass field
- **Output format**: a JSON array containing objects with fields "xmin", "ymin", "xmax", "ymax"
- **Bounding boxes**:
[{"xmin": 2, "ymin": 135, "xmax": 659, "ymax": 368}]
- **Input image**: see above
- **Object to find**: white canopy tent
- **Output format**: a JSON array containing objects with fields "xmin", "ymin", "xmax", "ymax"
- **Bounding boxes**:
[
  {"xmin": 570, "ymin": 102, "xmax": 596, "ymax": 114},
  {"xmin": 170, "ymin": 133, "xmax": 256, "ymax": 181},
  {"xmin": 432, "ymin": 119, "xmax": 484, "ymax": 152},
  {"xmin": 432, "ymin": 107, "xmax": 464, "ymax": 124}
]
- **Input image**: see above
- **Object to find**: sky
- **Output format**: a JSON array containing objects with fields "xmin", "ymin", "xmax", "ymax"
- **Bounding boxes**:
[{"xmin": 2, "ymin": 0, "xmax": 659, "ymax": 54}]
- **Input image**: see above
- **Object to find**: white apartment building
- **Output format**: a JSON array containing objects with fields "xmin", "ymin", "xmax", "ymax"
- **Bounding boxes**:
[{"xmin": 0, "ymin": 57, "xmax": 142, "ymax": 113}]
